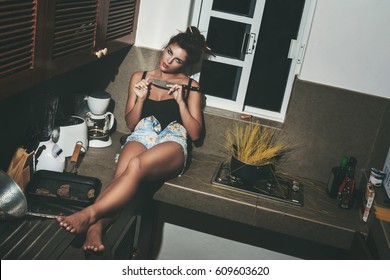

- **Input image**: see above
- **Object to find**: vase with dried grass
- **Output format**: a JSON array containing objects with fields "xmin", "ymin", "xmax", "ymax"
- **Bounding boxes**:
[{"xmin": 225, "ymin": 121, "xmax": 291, "ymax": 185}]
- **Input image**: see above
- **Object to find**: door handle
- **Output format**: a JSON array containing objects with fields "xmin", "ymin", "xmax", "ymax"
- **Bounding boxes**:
[{"xmin": 241, "ymin": 32, "xmax": 256, "ymax": 55}]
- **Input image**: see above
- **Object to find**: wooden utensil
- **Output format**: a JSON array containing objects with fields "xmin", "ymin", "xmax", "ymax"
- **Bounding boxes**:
[{"xmin": 65, "ymin": 143, "xmax": 82, "ymax": 173}]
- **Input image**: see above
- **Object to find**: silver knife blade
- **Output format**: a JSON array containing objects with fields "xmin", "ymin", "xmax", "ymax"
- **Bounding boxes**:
[
  {"xmin": 26, "ymin": 211, "xmax": 57, "ymax": 219},
  {"xmin": 149, "ymin": 79, "xmax": 170, "ymax": 89},
  {"xmin": 150, "ymin": 78, "xmax": 201, "ymax": 92}
]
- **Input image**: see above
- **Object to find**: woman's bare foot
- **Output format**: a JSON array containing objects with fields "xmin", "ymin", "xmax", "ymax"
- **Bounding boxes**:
[
  {"xmin": 56, "ymin": 207, "xmax": 97, "ymax": 234},
  {"xmin": 83, "ymin": 223, "xmax": 105, "ymax": 252}
]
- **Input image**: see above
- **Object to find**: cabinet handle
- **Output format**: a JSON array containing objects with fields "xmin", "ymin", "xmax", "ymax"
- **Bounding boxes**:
[
  {"xmin": 94, "ymin": 50, "xmax": 103, "ymax": 58},
  {"xmin": 94, "ymin": 48, "xmax": 108, "ymax": 58}
]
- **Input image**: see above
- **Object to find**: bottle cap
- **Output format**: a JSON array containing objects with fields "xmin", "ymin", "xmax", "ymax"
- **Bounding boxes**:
[{"xmin": 341, "ymin": 156, "xmax": 348, "ymax": 168}]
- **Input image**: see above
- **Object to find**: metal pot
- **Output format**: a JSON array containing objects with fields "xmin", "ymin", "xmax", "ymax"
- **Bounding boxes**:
[
  {"xmin": 230, "ymin": 156, "xmax": 275, "ymax": 184},
  {"xmin": 0, "ymin": 169, "xmax": 28, "ymax": 220}
]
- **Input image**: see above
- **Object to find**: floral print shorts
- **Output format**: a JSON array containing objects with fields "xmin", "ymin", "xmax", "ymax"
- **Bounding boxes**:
[{"xmin": 125, "ymin": 116, "xmax": 188, "ymax": 171}]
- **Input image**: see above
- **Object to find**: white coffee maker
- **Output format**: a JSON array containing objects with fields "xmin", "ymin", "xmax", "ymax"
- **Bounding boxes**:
[{"xmin": 84, "ymin": 90, "xmax": 115, "ymax": 148}]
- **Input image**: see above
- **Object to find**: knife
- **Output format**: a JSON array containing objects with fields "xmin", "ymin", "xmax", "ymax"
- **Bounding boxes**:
[
  {"xmin": 26, "ymin": 211, "xmax": 57, "ymax": 219},
  {"xmin": 64, "ymin": 142, "xmax": 82, "ymax": 173},
  {"xmin": 150, "ymin": 78, "xmax": 201, "ymax": 92}
]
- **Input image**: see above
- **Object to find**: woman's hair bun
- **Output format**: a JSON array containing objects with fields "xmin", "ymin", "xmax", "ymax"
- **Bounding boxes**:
[{"xmin": 167, "ymin": 26, "xmax": 213, "ymax": 65}]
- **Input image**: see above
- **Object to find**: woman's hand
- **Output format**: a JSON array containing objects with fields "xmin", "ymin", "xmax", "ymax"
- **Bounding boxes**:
[
  {"xmin": 133, "ymin": 79, "xmax": 150, "ymax": 100},
  {"xmin": 168, "ymin": 84, "xmax": 185, "ymax": 106},
  {"xmin": 168, "ymin": 82, "xmax": 202, "ymax": 141}
]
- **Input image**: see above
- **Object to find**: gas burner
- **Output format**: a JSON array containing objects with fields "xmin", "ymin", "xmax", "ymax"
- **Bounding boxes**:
[{"xmin": 211, "ymin": 161, "xmax": 304, "ymax": 206}]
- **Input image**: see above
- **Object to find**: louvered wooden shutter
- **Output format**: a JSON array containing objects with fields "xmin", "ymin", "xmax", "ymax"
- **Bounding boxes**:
[
  {"xmin": 106, "ymin": 0, "xmax": 136, "ymax": 42},
  {"xmin": 0, "ymin": 0, "xmax": 36, "ymax": 79},
  {"xmin": 52, "ymin": 0, "xmax": 97, "ymax": 59}
]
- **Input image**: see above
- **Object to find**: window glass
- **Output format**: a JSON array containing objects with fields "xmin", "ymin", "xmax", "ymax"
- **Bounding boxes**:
[
  {"xmin": 206, "ymin": 17, "xmax": 251, "ymax": 61},
  {"xmin": 245, "ymin": 0, "xmax": 306, "ymax": 112},
  {"xmin": 200, "ymin": 60, "xmax": 242, "ymax": 101},
  {"xmin": 212, "ymin": 0, "xmax": 256, "ymax": 17}
]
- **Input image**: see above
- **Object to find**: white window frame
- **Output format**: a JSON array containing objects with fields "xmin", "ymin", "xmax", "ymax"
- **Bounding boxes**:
[{"xmin": 191, "ymin": 0, "xmax": 317, "ymax": 123}]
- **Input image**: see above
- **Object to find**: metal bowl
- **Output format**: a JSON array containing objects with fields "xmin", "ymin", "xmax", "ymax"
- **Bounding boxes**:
[{"xmin": 0, "ymin": 169, "xmax": 28, "ymax": 220}]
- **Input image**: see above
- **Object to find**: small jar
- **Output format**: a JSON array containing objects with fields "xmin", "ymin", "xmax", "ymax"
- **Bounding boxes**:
[{"xmin": 369, "ymin": 168, "xmax": 386, "ymax": 187}]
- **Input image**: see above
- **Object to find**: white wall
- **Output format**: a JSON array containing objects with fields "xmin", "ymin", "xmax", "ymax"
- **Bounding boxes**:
[
  {"xmin": 300, "ymin": 0, "xmax": 390, "ymax": 99},
  {"xmin": 135, "ymin": 0, "xmax": 390, "ymax": 99},
  {"xmin": 135, "ymin": 0, "xmax": 200, "ymax": 49},
  {"xmin": 156, "ymin": 223, "xmax": 299, "ymax": 260}
]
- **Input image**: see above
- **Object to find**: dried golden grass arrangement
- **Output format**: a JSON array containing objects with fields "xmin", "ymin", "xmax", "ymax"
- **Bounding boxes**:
[{"xmin": 225, "ymin": 121, "xmax": 292, "ymax": 167}]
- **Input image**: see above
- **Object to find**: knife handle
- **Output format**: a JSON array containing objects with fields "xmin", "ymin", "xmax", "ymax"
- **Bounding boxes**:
[
  {"xmin": 182, "ymin": 85, "xmax": 201, "ymax": 92},
  {"xmin": 71, "ymin": 143, "xmax": 82, "ymax": 163}
]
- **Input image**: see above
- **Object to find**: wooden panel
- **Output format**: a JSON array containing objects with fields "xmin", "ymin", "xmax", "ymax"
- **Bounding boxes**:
[
  {"xmin": 106, "ymin": 0, "xmax": 136, "ymax": 42},
  {"xmin": 0, "ymin": 0, "xmax": 36, "ymax": 79},
  {"xmin": 52, "ymin": 0, "xmax": 97, "ymax": 59}
]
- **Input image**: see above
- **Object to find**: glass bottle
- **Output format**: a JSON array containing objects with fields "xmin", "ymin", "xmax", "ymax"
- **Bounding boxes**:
[
  {"xmin": 327, "ymin": 156, "xmax": 348, "ymax": 198},
  {"xmin": 337, "ymin": 157, "xmax": 357, "ymax": 209}
]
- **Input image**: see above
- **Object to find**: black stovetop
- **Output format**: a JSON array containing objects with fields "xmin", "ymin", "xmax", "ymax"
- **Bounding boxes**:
[{"xmin": 211, "ymin": 161, "xmax": 304, "ymax": 206}]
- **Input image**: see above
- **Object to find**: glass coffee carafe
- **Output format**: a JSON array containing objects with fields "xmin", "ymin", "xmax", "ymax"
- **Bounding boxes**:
[{"xmin": 85, "ymin": 112, "xmax": 114, "ymax": 147}]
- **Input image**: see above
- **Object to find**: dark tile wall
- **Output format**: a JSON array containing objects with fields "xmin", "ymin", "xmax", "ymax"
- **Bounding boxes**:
[
  {"xmin": 282, "ymin": 79, "xmax": 390, "ymax": 185},
  {"xmin": 195, "ymin": 79, "xmax": 390, "ymax": 189}
]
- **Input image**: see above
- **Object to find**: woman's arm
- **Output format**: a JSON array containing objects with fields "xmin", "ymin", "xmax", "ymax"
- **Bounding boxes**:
[
  {"xmin": 169, "ymin": 80, "xmax": 203, "ymax": 141},
  {"xmin": 125, "ymin": 71, "xmax": 148, "ymax": 131}
]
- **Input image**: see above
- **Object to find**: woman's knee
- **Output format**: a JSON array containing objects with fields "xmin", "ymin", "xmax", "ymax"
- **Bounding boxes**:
[{"xmin": 125, "ymin": 157, "xmax": 142, "ymax": 175}]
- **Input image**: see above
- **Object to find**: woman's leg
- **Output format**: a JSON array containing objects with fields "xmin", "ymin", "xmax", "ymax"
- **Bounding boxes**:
[
  {"xmin": 80, "ymin": 141, "xmax": 147, "ymax": 252},
  {"xmin": 57, "ymin": 141, "xmax": 184, "ymax": 234},
  {"xmin": 82, "ymin": 217, "xmax": 112, "ymax": 252},
  {"xmin": 115, "ymin": 141, "xmax": 148, "ymax": 178}
]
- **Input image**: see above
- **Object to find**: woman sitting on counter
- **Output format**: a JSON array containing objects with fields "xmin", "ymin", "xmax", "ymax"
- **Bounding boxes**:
[{"xmin": 56, "ymin": 26, "xmax": 212, "ymax": 252}]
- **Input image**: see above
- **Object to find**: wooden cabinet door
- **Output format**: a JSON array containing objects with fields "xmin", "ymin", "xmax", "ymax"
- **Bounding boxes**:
[
  {"xmin": 101, "ymin": 0, "xmax": 140, "ymax": 54},
  {"xmin": 1, "ymin": 0, "xmax": 140, "ymax": 100},
  {"xmin": 44, "ymin": 0, "xmax": 99, "ymax": 77},
  {"xmin": 0, "ymin": 0, "xmax": 43, "ymax": 100},
  {"xmin": 45, "ymin": 0, "xmax": 140, "ymax": 75}
]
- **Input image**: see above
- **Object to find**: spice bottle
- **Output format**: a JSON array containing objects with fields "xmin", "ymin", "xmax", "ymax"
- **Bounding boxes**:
[
  {"xmin": 327, "ymin": 156, "xmax": 348, "ymax": 198},
  {"xmin": 360, "ymin": 182, "xmax": 375, "ymax": 222}
]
